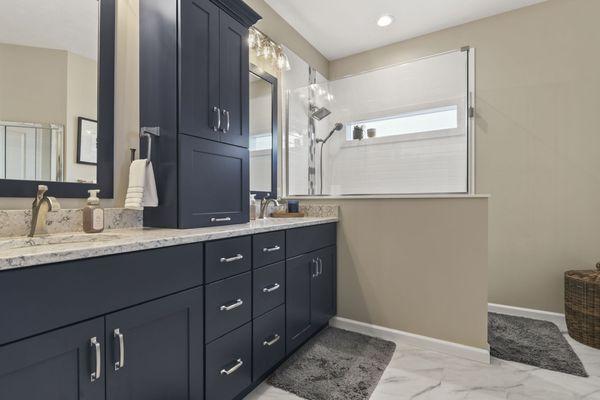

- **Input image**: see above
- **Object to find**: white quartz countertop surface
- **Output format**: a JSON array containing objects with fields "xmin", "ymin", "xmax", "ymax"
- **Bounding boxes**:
[{"xmin": 0, "ymin": 217, "xmax": 338, "ymax": 271}]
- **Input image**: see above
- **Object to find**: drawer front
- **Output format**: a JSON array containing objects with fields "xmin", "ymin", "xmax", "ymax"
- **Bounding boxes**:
[
  {"xmin": 205, "ymin": 272, "xmax": 251, "ymax": 343},
  {"xmin": 286, "ymin": 223, "xmax": 336, "ymax": 258},
  {"xmin": 253, "ymin": 231, "xmax": 285, "ymax": 268},
  {"xmin": 205, "ymin": 323, "xmax": 252, "ymax": 400},
  {"xmin": 253, "ymin": 305, "xmax": 285, "ymax": 381},
  {"xmin": 205, "ymin": 236, "xmax": 251, "ymax": 283},
  {"xmin": 253, "ymin": 262, "xmax": 285, "ymax": 317}
]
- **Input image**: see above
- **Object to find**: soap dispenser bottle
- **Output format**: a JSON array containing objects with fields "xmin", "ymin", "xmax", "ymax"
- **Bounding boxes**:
[
  {"xmin": 250, "ymin": 194, "xmax": 257, "ymax": 220},
  {"xmin": 83, "ymin": 189, "xmax": 105, "ymax": 233}
]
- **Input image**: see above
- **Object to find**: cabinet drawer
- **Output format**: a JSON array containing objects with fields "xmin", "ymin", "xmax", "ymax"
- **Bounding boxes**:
[
  {"xmin": 253, "ymin": 231, "xmax": 285, "ymax": 268},
  {"xmin": 286, "ymin": 223, "xmax": 336, "ymax": 258},
  {"xmin": 253, "ymin": 262, "xmax": 285, "ymax": 317},
  {"xmin": 205, "ymin": 322, "xmax": 251, "ymax": 400},
  {"xmin": 253, "ymin": 305, "xmax": 285, "ymax": 381},
  {"xmin": 205, "ymin": 272, "xmax": 251, "ymax": 343},
  {"xmin": 205, "ymin": 236, "xmax": 251, "ymax": 283}
]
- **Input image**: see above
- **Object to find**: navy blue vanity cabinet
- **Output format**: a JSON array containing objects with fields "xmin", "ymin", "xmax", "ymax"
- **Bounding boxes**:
[
  {"xmin": 0, "ymin": 318, "xmax": 106, "ymax": 400},
  {"xmin": 311, "ymin": 246, "xmax": 337, "ymax": 331},
  {"xmin": 105, "ymin": 287, "xmax": 204, "ymax": 400}
]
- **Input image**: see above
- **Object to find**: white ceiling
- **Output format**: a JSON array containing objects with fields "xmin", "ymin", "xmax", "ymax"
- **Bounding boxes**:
[
  {"xmin": 265, "ymin": 0, "xmax": 546, "ymax": 60},
  {"xmin": 0, "ymin": 0, "xmax": 99, "ymax": 60}
]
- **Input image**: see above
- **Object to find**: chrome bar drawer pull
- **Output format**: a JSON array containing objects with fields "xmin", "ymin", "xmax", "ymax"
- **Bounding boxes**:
[
  {"xmin": 213, "ymin": 106, "xmax": 221, "ymax": 132},
  {"xmin": 211, "ymin": 217, "xmax": 231, "ymax": 222},
  {"xmin": 262, "ymin": 283, "xmax": 280, "ymax": 293},
  {"xmin": 220, "ymin": 358, "xmax": 243, "ymax": 375},
  {"xmin": 262, "ymin": 245, "xmax": 281, "ymax": 253},
  {"xmin": 114, "ymin": 329, "xmax": 125, "ymax": 371},
  {"xmin": 220, "ymin": 254, "xmax": 244, "ymax": 263},
  {"xmin": 90, "ymin": 337, "xmax": 101, "ymax": 382},
  {"xmin": 263, "ymin": 334, "xmax": 280, "ymax": 347},
  {"xmin": 220, "ymin": 299, "xmax": 243, "ymax": 311}
]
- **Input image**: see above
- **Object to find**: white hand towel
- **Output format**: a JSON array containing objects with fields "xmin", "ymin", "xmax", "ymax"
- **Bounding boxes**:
[{"xmin": 125, "ymin": 159, "xmax": 158, "ymax": 210}]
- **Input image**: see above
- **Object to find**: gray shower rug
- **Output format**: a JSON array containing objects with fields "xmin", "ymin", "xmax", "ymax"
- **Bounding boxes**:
[
  {"xmin": 488, "ymin": 312, "xmax": 588, "ymax": 377},
  {"xmin": 268, "ymin": 327, "xmax": 396, "ymax": 400}
]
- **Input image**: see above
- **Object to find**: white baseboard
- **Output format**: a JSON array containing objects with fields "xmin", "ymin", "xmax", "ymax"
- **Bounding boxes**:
[
  {"xmin": 330, "ymin": 316, "xmax": 491, "ymax": 364},
  {"xmin": 488, "ymin": 303, "xmax": 566, "ymax": 330}
]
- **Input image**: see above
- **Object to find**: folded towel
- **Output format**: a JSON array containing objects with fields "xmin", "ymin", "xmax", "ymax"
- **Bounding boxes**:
[{"xmin": 125, "ymin": 159, "xmax": 158, "ymax": 210}]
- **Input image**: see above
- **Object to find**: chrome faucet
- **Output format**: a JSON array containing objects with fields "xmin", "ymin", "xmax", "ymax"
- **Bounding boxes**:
[
  {"xmin": 259, "ymin": 198, "xmax": 279, "ymax": 219},
  {"xmin": 29, "ymin": 185, "xmax": 61, "ymax": 237}
]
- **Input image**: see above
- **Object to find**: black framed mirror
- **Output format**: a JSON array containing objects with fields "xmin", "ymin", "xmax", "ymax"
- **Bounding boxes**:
[
  {"xmin": 0, "ymin": 0, "xmax": 115, "ymax": 198},
  {"xmin": 249, "ymin": 64, "xmax": 278, "ymax": 200}
]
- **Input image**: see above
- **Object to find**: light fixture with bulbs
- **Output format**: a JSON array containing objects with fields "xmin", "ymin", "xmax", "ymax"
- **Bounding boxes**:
[
  {"xmin": 377, "ymin": 14, "xmax": 395, "ymax": 27},
  {"xmin": 248, "ymin": 27, "xmax": 291, "ymax": 72}
]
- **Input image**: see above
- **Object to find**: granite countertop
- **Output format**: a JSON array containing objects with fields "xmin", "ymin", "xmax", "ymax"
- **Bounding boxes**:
[{"xmin": 0, "ymin": 217, "xmax": 338, "ymax": 271}]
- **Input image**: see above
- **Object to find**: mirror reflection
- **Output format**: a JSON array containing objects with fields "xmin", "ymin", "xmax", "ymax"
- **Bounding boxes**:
[
  {"xmin": 0, "ymin": 0, "xmax": 99, "ymax": 184},
  {"xmin": 249, "ymin": 72, "xmax": 273, "ymax": 194}
]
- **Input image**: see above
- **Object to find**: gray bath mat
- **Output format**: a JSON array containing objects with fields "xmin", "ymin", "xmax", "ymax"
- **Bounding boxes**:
[
  {"xmin": 488, "ymin": 312, "xmax": 587, "ymax": 377},
  {"xmin": 268, "ymin": 327, "xmax": 396, "ymax": 400}
]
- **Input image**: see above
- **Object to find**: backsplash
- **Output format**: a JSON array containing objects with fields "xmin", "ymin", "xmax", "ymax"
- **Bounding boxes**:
[
  {"xmin": 299, "ymin": 204, "xmax": 339, "ymax": 218},
  {"xmin": 0, "ymin": 208, "xmax": 143, "ymax": 238}
]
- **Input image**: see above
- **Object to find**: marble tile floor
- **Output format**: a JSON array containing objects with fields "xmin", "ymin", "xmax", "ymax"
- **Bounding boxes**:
[{"xmin": 245, "ymin": 322, "xmax": 600, "ymax": 400}]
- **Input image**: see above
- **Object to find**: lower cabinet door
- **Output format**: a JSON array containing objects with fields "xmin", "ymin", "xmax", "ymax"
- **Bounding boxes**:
[
  {"xmin": 105, "ymin": 287, "xmax": 204, "ymax": 400},
  {"xmin": 205, "ymin": 322, "xmax": 252, "ymax": 400},
  {"xmin": 285, "ymin": 253, "xmax": 313, "ymax": 354},
  {"xmin": 253, "ymin": 305, "xmax": 285, "ymax": 381},
  {"xmin": 311, "ymin": 246, "xmax": 336, "ymax": 330},
  {"xmin": 0, "ymin": 318, "xmax": 105, "ymax": 400}
]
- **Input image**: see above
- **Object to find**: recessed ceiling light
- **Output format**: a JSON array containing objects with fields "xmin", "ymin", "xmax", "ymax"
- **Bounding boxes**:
[{"xmin": 377, "ymin": 14, "xmax": 394, "ymax": 27}]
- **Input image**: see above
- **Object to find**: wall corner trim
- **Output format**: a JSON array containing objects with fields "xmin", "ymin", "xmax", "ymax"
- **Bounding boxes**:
[
  {"xmin": 488, "ymin": 303, "xmax": 566, "ymax": 330},
  {"xmin": 330, "ymin": 316, "xmax": 491, "ymax": 364}
]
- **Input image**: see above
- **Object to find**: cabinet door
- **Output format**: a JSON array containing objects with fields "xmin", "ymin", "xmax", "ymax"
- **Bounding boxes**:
[
  {"xmin": 311, "ymin": 246, "xmax": 336, "ymax": 330},
  {"xmin": 218, "ymin": 11, "xmax": 249, "ymax": 148},
  {"xmin": 180, "ymin": 0, "xmax": 220, "ymax": 140},
  {"xmin": 106, "ymin": 287, "xmax": 204, "ymax": 400},
  {"xmin": 0, "ymin": 318, "xmax": 105, "ymax": 400},
  {"xmin": 285, "ymin": 253, "xmax": 315, "ymax": 354},
  {"xmin": 179, "ymin": 134, "xmax": 249, "ymax": 228}
]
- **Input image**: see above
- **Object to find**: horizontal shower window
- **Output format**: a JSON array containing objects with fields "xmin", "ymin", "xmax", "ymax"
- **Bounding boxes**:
[{"xmin": 284, "ymin": 48, "xmax": 473, "ymax": 196}]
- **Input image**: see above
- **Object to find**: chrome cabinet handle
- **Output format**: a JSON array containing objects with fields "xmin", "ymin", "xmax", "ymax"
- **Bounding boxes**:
[
  {"xmin": 220, "ymin": 299, "xmax": 243, "ymax": 311},
  {"xmin": 90, "ymin": 337, "xmax": 101, "ymax": 382},
  {"xmin": 311, "ymin": 259, "xmax": 318, "ymax": 278},
  {"xmin": 262, "ymin": 245, "xmax": 281, "ymax": 253},
  {"xmin": 114, "ymin": 329, "xmax": 125, "ymax": 371},
  {"xmin": 221, "ymin": 109, "xmax": 230, "ymax": 133},
  {"xmin": 220, "ymin": 358, "xmax": 243, "ymax": 375},
  {"xmin": 262, "ymin": 283, "xmax": 280, "ymax": 293},
  {"xmin": 211, "ymin": 217, "xmax": 231, "ymax": 222},
  {"xmin": 263, "ymin": 333, "xmax": 280, "ymax": 347},
  {"xmin": 220, "ymin": 254, "xmax": 243, "ymax": 263},
  {"xmin": 213, "ymin": 106, "xmax": 221, "ymax": 131},
  {"xmin": 318, "ymin": 257, "xmax": 323, "ymax": 276}
]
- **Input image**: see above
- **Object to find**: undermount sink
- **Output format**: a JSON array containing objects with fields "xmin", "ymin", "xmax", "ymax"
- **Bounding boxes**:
[{"xmin": 0, "ymin": 233, "xmax": 126, "ymax": 252}]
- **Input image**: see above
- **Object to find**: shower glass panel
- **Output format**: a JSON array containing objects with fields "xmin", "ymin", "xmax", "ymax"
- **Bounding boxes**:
[{"xmin": 285, "ymin": 49, "xmax": 472, "ymax": 196}]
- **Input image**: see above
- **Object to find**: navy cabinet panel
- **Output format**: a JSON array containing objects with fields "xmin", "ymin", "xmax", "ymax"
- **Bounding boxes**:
[
  {"xmin": 286, "ymin": 223, "xmax": 336, "ymax": 258},
  {"xmin": 253, "ymin": 261, "xmax": 285, "ymax": 317},
  {"xmin": 179, "ymin": 0, "xmax": 220, "ymax": 140},
  {"xmin": 253, "ymin": 231, "xmax": 285, "ymax": 268},
  {"xmin": 205, "ymin": 236, "xmax": 252, "ymax": 283},
  {"xmin": 0, "ymin": 318, "xmax": 105, "ymax": 400},
  {"xmin": 106, "ymin": 287, "xmax": 204, "ymax": 400},
  {"xmin": 205, "ymin": 272, "xmax": 252, "ymax": 343},
  {"xmin": 0, "ymin": 243, "xmax": 204, "ymax": 346},
  {"xmin": 311, "ymin": 246, "xmax": 336, "ymax": 331},
  {"xmin": 205, "ymin": 323, "xmax": 252, "ymax": 400},
  {"xmin": 178, "ymin": 135, "xmax": 249, "ymax": 228},
  {"xmin": 285, "ymin": 253, "xmax": 313, "ymax": 354},
  {"xmin": 253, "ymin": 305, "xmax": 285, "ymax": 381},
  {"xmin": 218, "ymin": 11, "xmax": 248, "ymax": 148}
]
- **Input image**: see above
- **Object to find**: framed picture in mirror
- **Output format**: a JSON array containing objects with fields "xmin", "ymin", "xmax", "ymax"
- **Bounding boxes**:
[{"xmin": 77, "ymin": 117, "xmax": 97, "ymax": 165}]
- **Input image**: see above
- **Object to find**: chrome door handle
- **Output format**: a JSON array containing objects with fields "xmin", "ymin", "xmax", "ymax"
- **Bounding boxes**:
[
  {"xmin": 114, "ymin": 329, "xmax": 125, "ymax": 371},
  {"xmin": 262, "ymin": 245, "xmax": 281, "ymax": 253},
  {"xmin": 90, "ymin": 337, "xmax": 101, "ymax": 382},
  {"xmin": 220, "ymin": 358, "xmax": 243, "ymax": 375},
  {"xmin": 213, "ymin": 107, "xmax": 221, "ymax": 131},
  {"xmin": 221, "ymin": 109, "xmax": 230, "ymax": 133},
  {"xmin": 211, "ymin": 217, "xmax": 231, "ymax": 222},
  {"xmin": 311, "ymin": 259, "xmax": 318, "ymax": 278},
  {"xmin": 262, "ymin": 283, "xmax": 280, "ymax": 293},
  {"xmin": 318, "ymin": 257, "xmax": 323, "ymax": 276},
  {"xmin": 220, "ymin": 299, "xmax": 243, "ymax": 311},
  {"xmin": 220, "ymin": 254, "xmax": 243, "ymax": 263},
  {"xmin": 263, "ymin": 333, "xmax": 280, "ymax": 347}
]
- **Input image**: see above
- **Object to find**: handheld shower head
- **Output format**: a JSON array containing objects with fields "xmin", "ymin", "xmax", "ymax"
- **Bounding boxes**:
[{"xmin": 317, "ymin": 123, "xmax": 344, "ymax": 144}]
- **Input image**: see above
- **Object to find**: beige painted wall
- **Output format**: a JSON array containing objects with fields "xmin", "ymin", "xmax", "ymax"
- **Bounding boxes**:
[{"xmin": 329, "ymin": 0, "xmax": 600, "ymax": 313}]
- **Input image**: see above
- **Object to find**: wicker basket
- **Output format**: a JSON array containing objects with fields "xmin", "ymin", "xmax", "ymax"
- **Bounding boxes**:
[{"xmin": 565, "ymin": 263, "xmax": 600, "ymax": 349}]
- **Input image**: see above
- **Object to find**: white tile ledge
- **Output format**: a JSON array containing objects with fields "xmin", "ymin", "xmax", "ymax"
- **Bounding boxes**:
[{"xmin": 287, "ymin": 194, "xmax": 490, "ymax": 200}]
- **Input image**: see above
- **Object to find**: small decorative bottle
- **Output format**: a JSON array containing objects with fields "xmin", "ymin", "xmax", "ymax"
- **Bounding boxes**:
[
  {"xmin": 250, "ymin": 194, "xmax": 257, "ymax": 220},
  {"xmin": 83, "ymin": 189, "xmax": 105, "ymax": 233}
]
